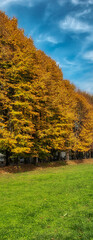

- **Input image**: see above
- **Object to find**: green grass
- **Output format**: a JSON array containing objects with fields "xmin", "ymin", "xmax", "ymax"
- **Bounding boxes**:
[{"xmin": 0, "ymin": 163, "xmax": 93, "ymax": 240}]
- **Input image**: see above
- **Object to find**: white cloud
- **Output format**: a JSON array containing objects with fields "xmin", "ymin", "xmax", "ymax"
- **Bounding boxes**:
[
  {"xmin": 58, "ymin": 0, "xmax": 82, "ymax": 6},
  {"xmin": 56, "ymin": 59, "xmax": 93, "ymax": 94},
  {"xmin": 64, "ymin": 58, "xmax": 77, "ymax": 66},
  {"xmin": 83, "ymin": 51, "xmax": 93, "ymax": 61},
  {"xmin": 45, "ymin": 36, "xmax": 58, "ymax": 44},
  {"xmin": 85, "ymin": 34, "xmax": 93, "ymax": 46},
  {"xmin": 56, "ymin": 58, "xmax": 82, "ymax": 74},
  {"xmin": 0, "ymin": 0, "xmax": 34, "ymax": 7},
  {"xmin": 0, "ymin": 0, "xmax": 17, "ymax": 6},
  {"xmin": 59, "ymin": 16, "xmax": 92, "ymax": 33},
  {"xmin": 79, "ymin": 33, "xmax": 93, "ymax": 55},
  {"xmin": 0, "ymin": 0, "xmax": 48, "ymax": 8},
  {"xmin": 79, "ymin": 79, "xmax": 93, "ymax": 93},
  {"xmin": 58, "ymin": 0, "xmax": 68, "ymax": 6},
  {"xmin": 36, "ymin": 34, "xmax": 58, "ymax": 44},
  {"xmin": 71, "ymin": 0, "xmax": 79, "ymax": 4},
  {"xmin": 76, "ymin": 9, "xmax": 91, "ymax": 18},
  {"xmin": 75, "ymin": 33, "xmax": 93, "ymax": 64},
  {"xmin": 88, "ymin": 0, "xmax": 93, "ymax": 4},
  {"xmin": 71, "ymin": 0, "xmax": 93, "ymax": 4}
]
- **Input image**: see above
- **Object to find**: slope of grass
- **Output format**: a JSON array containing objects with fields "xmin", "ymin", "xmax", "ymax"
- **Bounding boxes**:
[{"xmin": 0, "ymin": 163, "xmax": 93, "ymax": 240}]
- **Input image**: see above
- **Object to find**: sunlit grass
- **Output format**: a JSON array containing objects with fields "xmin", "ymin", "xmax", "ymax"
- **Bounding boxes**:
[{"xmin": 0, "ymin": 163, "xmax": 93, "ymax": 240}]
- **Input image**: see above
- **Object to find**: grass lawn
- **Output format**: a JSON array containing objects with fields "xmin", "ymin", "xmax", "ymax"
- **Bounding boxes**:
[{"xmin": 0, "ymin": 163, "xmax": 93, "ymax": 240}]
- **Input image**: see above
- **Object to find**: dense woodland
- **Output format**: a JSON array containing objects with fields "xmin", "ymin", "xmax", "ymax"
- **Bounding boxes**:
[{"xmin": 0, "ymin": 11, "xmax": 93, "ymax": 165}]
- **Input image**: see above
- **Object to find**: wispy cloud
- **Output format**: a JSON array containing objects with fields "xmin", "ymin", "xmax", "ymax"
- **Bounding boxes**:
[
  {"xmin": 45, "ymin": 36, "xmax": 58, "ymax": 44},
  {"xmin": 83, "ymin": 51, "xmax": 93, "ymax": 62},
  {"xmin": 58, "ymin": 0, "xmax": 68, "ymax": 6},
  {"xmin": 0, "ymin": 0, "xmax": 33, "ymax": 7},
  {"xmin": 78, "ymin": 79, "xmax": 93, "ymax": 93},
  {"xmin": 56, "ymin": 58, "xmax": 82, "ymax": 76},
  {"xmin": 76, "ymin": 32, "xmax": 93, "ymax": 61},
  {"xmin": 85, "ymin": 34, "xmax": 93, "ymax": 47},
  {"xmin": 59, "ymin": 16, "xmax": 92, "ymax": 33},
  {"xmin": 36, "ymin": 34, "xmax": 58, "ymax": 44},
  {"xmin": 87, "ymin": 0, "xmax": 93, "ymax": 4},
  {"xmin": 64, "ymin": 58, "xmax": 77, "ymax": 66},
  {"xmin": 58, "ymin": 0, "xmax": 91, "ymax": 5},
  {"xmin": 71, "ymin": 0, "xmax": 79, "ymax": 4},
  {"xmin": 0, "ymin": 0, "xmax": 48, "ymax": 8},
  {"xmin": 76, "ymin": 9, "xmax": 91, "ymax": 18},
  {"xmin": 71, "ymin": 0, "xmax": 93, "ymax": 5}
]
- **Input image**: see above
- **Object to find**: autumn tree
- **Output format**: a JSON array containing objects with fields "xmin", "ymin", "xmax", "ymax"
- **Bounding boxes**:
[
  {"xmin": 0, "ymin": 11, "xmax": 93, "ymax": 164},
  {"xmin": 73, "ymin": 92, "xmax": 93, "ymax": 157}
]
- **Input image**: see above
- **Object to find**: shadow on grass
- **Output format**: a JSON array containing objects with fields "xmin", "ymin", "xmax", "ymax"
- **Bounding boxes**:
[
  {"xmin": 0, "ymin": 161, "xmax": 66, "ymax": 174},
  {"xmin": 0, "ymin": 159, "xmax": 93, "ymax": 174}
]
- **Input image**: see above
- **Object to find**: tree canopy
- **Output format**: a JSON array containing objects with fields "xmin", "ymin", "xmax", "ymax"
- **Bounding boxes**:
[{"xmin": 0, "ymin": 11, "xmax": 93, "ymax": 162}]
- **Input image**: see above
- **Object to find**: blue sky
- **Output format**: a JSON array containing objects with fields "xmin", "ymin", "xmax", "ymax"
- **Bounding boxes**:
[{"xmin": 0, "ymin": 0, "xmax": 93, "ymax": 94}]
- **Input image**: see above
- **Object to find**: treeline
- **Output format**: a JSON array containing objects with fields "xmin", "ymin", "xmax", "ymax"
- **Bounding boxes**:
[{"xmin": 0, "ymin": 11, "xmax": 93, "ymax": 164}]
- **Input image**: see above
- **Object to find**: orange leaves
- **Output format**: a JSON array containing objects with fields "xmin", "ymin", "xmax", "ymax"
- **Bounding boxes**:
[
  {"xmin": 0, "ymin": 11, "xmax": 93, "ymax": 160},
  {"xmin": 74, "ymin": 92, "xmax": 93, "ymax": 151}
]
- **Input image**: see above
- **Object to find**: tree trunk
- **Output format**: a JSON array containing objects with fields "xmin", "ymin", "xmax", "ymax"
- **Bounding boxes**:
[
  {"xmin": 35, "ymin": 157, "xmax": 38, "ymax": 165},
  {"xmin": 84, "ymin": 152, "xmax": 87, "ymax": 159},
  {"xmin": 6, "ymin": 150, "xmax": 10, "ymax": 166},
  {"xmin": 74, "ymin": 151, "xmax": 77, "ymax": 160},
  {"xmin": 66, "ymin": 150, "xmax": 69, "ymax": 161},
  {"xmin": 89, "ymin": 151, "xmax": 91, "ymax": 159}
]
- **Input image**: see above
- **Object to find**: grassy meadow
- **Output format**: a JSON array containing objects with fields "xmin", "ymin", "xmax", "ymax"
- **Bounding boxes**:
[{"xmin": 0, "ymin": 163, "xmax": 93, "ymax": 240}]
